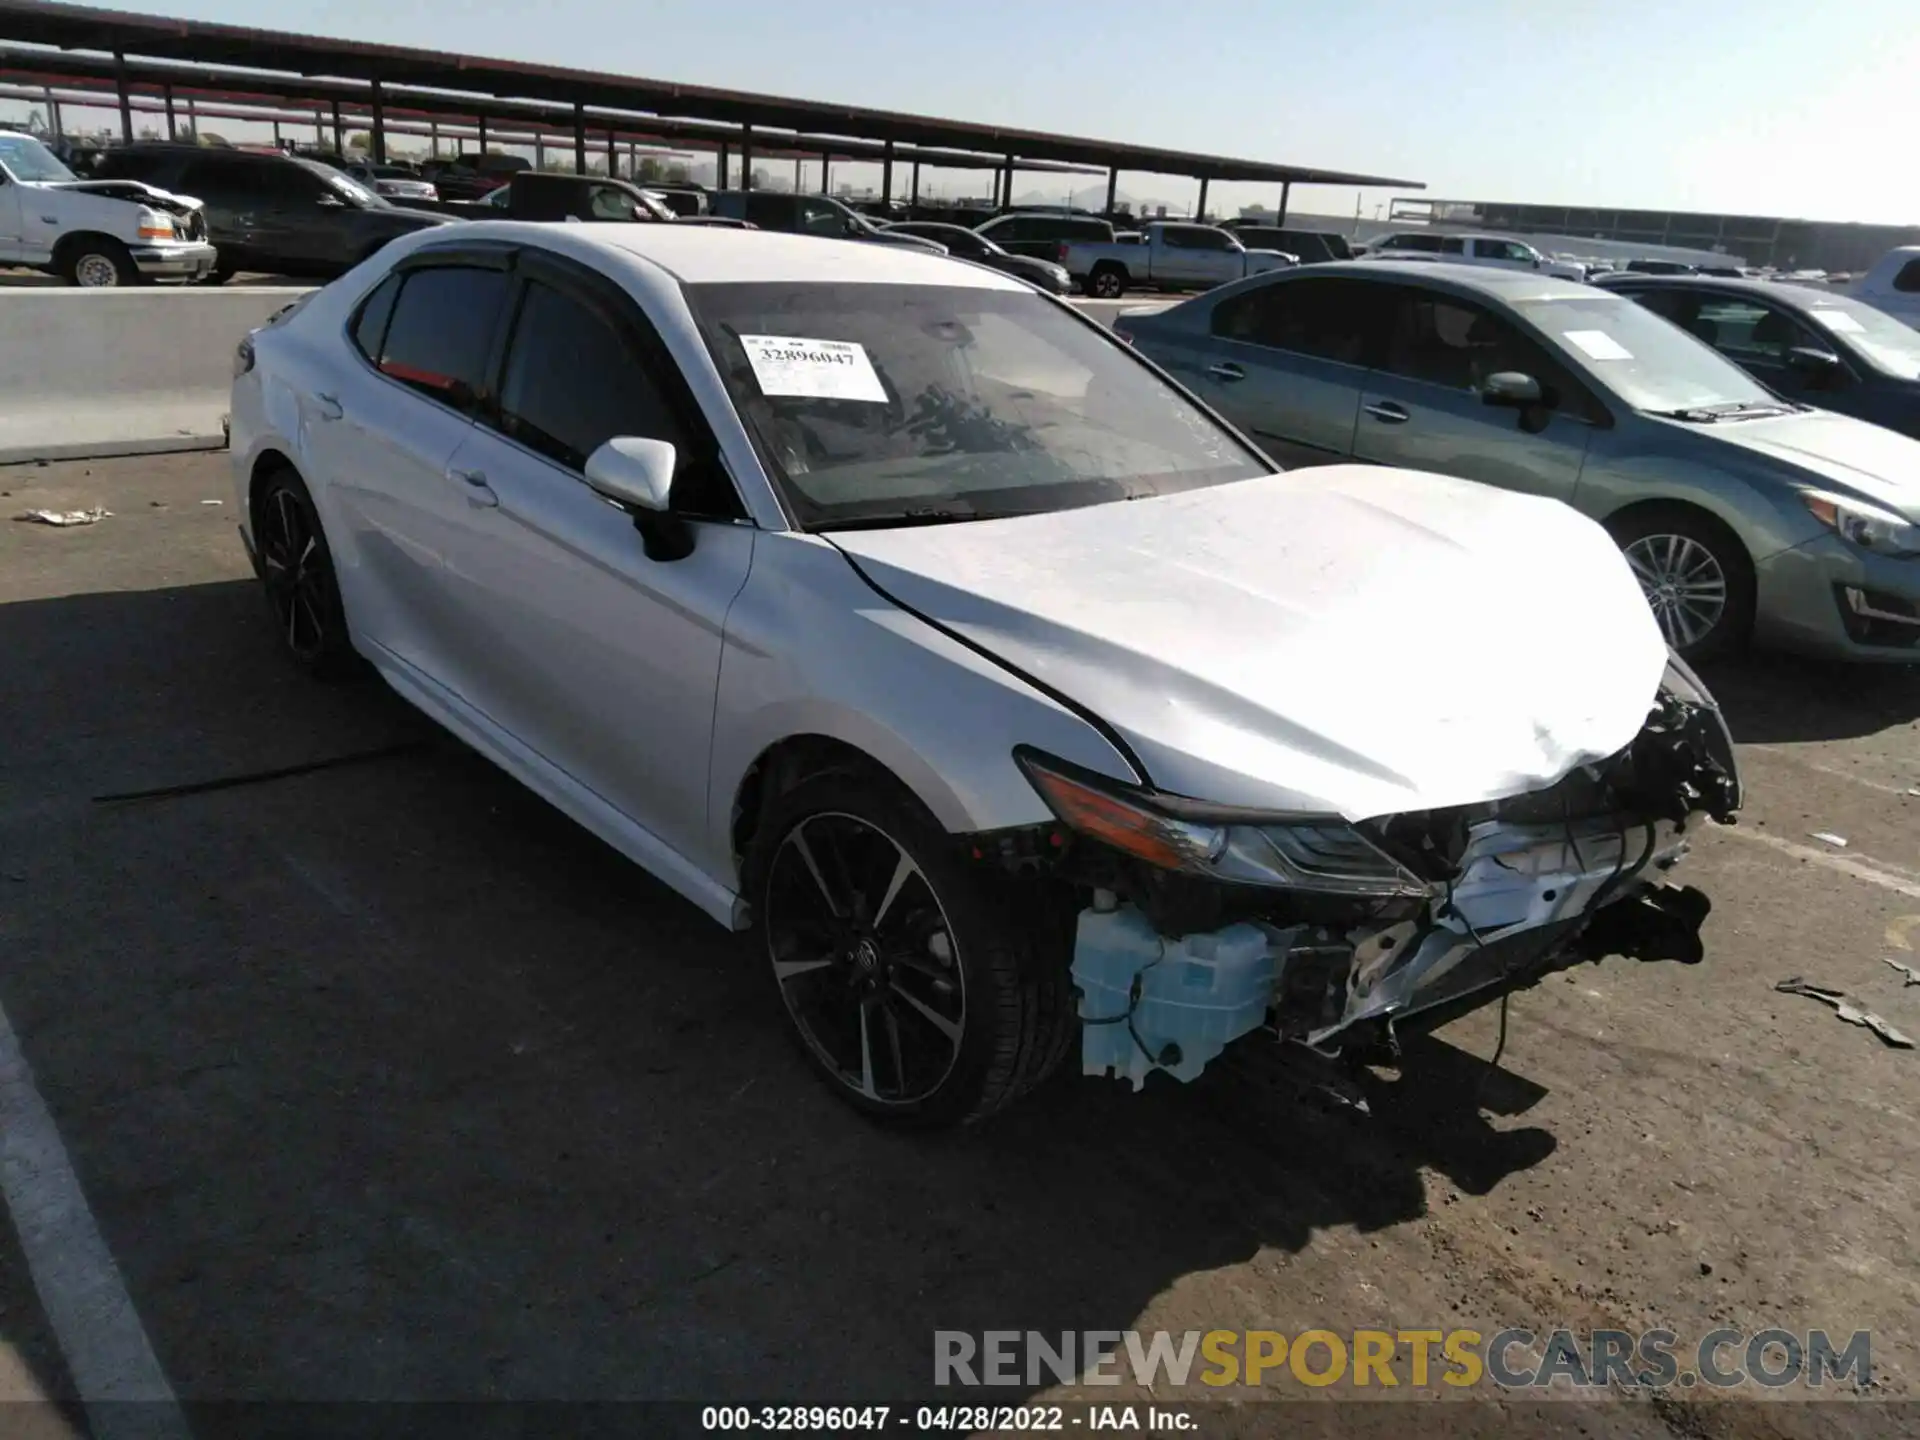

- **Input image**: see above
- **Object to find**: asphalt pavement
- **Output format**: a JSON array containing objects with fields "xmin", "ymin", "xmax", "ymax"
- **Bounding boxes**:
[{"xmin": 1, "ymin": 453, "xmax": 1917, "ymax": 1438}]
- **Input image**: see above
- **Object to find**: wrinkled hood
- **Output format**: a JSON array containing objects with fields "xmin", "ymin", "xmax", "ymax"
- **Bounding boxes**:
[
  {"xmin": 830, "ymin": 467, "xmax": 1669, "ymax": 821},
  {"xmin": 48, "ymin": 178, "xmax": 203, "ymax": 215},
  {"xmin": 1702, "ymin": 409, "xmax": 1920, "ymax": 522}
]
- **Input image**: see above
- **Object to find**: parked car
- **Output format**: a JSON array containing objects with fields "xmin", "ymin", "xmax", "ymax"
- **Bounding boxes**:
[
  {"xmin": 1850, "ymin": 245, "xmax": 1920, "ymax": 330},
  {"xmin": 228, "ymin": 225, "xmax": 1737, "ymax": 1124},
  {"xmin": 0, "ymin": 129, "xmax": 216, "ymax": 285},
  {"xmin": 1116, "ymin": 263, "xmax": 1920, "ymax": 662},
  {"xmin": 91, "ymin": 144, "xmax": 448, "ymax": 282},
  {"xmin": 973, "ymin": 210, "xmax": 1115, "ymax": 261},
  {"xmin": 1361, "ymin": 231, "xmax": 1587, "ymax": 280},
  {"xmin": 1623, "ymin": 258, "xmax": 1697, "ymax": 276},
  {"xmin": 644, "ymin": 185, "xmax": 709, "ymax": 218},
  {"xmin": 1598, "ymin": 274, "xmax": 1920, "ymax": 440},
  {"xmin": 706, "ymin": 190, "xmax": 944, "ymax": 251},
  {"xmin": 1064, "ymin": 222, "xmax": 1294, "ymax": 298},
  {"xmin": 345, "ymin": 162, "xmax": 440, "ymax": 203},
  {"xmin": 453, "ymin": 173, "xmax": 751, "ymax": 228},
  {"xmin": 1218, "ymin": 222, "xmax": 1352, "ymax": 264},
  {"xmin": 881, "ymin": 220, "xmax": 1071, "ymax": 293},
  {"xmin": 420, "ymin": 153, "xmax": 527, "ymax": 201}
]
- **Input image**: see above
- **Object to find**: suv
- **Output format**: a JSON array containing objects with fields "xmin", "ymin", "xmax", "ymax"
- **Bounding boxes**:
[
  {"xmin": 1218, "ymin": 223, "xmax": 1352, "ymax": 264},
  {"xmin": 706, "ymin": 191, "xmax": 944, "ymax": 251},
  {"xmin": 92, "ymin": 144, "xmax": 448, "ymax": 282},
  {"xmin": 975, "ymin": 211, "xmax": 1115, "ymax": 261}
]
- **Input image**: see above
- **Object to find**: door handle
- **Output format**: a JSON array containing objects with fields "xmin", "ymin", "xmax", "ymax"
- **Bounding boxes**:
[
  {"xmin": 1363, "ymin": 401, "xmax": 1411, "ymax": 423},
  {"xmin": 449, "ymin": 466, "xmax": 499, "ymax": 507},
  {"xmin": 1207, "ymin": 361, "xmax": 1246, "ymax": 383},
  {"xmin": 313, "ymin": 392, "xmax": 343, "ymax": 422}
]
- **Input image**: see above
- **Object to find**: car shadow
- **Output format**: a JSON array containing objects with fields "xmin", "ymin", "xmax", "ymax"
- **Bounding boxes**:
[
  {"xmin": 0, "ymin": 579, "xmax": 1559, "ymax": 1415},
  {"xmin": 1696, "ymin": 649, "xmax": 1920, "ymax": 744}
]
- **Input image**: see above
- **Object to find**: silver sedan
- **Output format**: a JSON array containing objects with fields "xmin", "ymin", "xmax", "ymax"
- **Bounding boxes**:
[{"xmin": 229, "ymin": 226, "xmax": 1740, "ymax": 1125}]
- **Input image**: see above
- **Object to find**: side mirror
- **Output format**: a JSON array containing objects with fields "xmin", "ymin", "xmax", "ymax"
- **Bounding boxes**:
[
  {"xmin": 1786, "ymin": 345, "xmax": 1842, "ymax": 376},
  {"xmin": 584, "ymin": 437, "xmax": 693, "ymax": 561},
  {"xmin": 1482, "ymin": 371, "xmax": 1544, "ymax": 407}
]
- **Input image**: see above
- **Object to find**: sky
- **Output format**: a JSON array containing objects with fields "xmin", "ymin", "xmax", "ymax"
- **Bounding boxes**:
[{"xmin": 15, "ymin": 0, "xmax": 1920, "ymax": 225}]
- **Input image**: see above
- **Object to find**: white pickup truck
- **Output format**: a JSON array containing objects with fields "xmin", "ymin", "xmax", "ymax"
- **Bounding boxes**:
[
  {"xmin": 1849, "ymin": 245, "xmax": 1920, "ymax": 330},
  {"xmin": 1358, "ymin": 231, "xmax": 1590, "ymax": 281},
  {"xmin": 0, "ymin": 130, "xmax": 217, "ymax": 286},
  {"xmin": 1063, "ymin": 221, "xmax": 1295, "ymax": 298}
]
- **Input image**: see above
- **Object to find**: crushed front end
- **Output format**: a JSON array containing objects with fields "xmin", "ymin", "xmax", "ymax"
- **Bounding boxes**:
[{"xmin": 1006, "ymin": 661, "xmax": 1742, "ymax": 1091}]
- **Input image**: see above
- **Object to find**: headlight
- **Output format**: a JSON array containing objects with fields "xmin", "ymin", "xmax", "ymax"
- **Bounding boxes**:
[
  {"xmin": 135, "ymin": 206, "xmax": 174, "ymax": 240},
  {"xmin": 1802, "ymin": 492, "xmax": 1920, "ymax": 556},
  {"xmin": 1014, "ymin": 749, "xmax": 1428, "ymax": 898}
]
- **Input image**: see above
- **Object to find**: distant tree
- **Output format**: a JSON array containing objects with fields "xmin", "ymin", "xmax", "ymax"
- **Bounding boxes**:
[
  {"xmin": 345, "ymin": 130, "xmax": 370, "ymax": 153},
  {"xmin": 137, "ymin": 125, "xmax": 160, "ymax": 140},
  {"xmin": 665, "ymin": 162, "xmax": 690, "ymax": 185},
  {"xmin": 22, "ymin": 106, "xmax": 49, "ymax": 136},
  {"xmin": 635, "ymin": 155, "xmax": 666, "ymax": 182},
  {"xmin": 200, "ymin": 131, "xmax": 231, "ymax": 147}
]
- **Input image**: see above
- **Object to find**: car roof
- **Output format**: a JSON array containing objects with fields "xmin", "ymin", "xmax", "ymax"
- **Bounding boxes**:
[
  {"xmin": 509, "ymin": 224, "xmax": 1026, "ymax": 288},
  {"xmin": 1597, "ymin": 273, "xmax": 1847, "ymax": 307},
  {"xmin": 1317, "ymin": 259, "xmax": 1594, "ymax": 302}
]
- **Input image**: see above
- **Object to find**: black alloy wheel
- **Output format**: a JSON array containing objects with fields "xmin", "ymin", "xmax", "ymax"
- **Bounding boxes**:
[
  {"xmin": 749, "ymin": 771, "xmax": 1077, "ymax": 1127},
  {"xmin": 254, "ymin": 468, "xmax": 355, "ymax": 678}
]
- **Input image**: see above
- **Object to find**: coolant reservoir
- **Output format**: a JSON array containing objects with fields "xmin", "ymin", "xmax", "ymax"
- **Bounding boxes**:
[{"xmin": 1072, "ymin": 905, "xmax": 1279, "ymax": 1091}]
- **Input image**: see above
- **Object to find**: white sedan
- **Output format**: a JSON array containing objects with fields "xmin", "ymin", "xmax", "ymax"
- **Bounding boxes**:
[{"xmin": 229, "ymin": 224, "xmax": 1741, "ymax": 1125}]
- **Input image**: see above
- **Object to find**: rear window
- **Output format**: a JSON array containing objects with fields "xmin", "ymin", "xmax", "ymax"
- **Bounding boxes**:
[{"xmin": 689, "ymin": 281, "xmax": 1267, "ymax": 527}]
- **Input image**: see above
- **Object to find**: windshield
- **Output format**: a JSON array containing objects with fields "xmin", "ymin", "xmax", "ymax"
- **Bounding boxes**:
[
  {"xmin": 1513, "ymin": 293, "xmax": 1781, "ymax": 413},
  {"xmin": 1800, "ymin": 293, "xmax": 1920, "ymax": 380},
  {"xmin": 0, "ymin": 132, "xmax": 77, "ymax": 183},
  {"xmin": 689, "ymin": 282, "xmax": 1270, "ymax": 528},
  {"xmin": 299, "ymin": 159, "xmax": 384, "ymax": 208}
]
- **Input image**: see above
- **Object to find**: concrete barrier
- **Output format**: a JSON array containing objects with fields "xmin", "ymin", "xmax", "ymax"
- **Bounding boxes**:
[{"xmin": 0, "ymin": 287, "xmax": 313, "ymax": 466}]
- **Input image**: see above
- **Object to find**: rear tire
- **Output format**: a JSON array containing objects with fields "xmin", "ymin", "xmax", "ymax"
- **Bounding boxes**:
[
  {"xmin": 59, "ymin": 236, "xmax": 140, "ymax": 288},
  {"xmin": 1086, "ymin": 264, "xmax": 1127, "ymax": 299},
  {"xmin": 1607, "ymin": 505, "xmax": 1755, "ymax": 664},
  {"xmin": 745, "ymin": 770, "xmax": 1077, "ymax": 1128},
  {"xmin": 253, "ymin": 467, "xmax": 357, "ymax": 679}
]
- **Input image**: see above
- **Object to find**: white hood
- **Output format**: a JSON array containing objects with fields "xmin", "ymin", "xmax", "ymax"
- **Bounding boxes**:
[{"xmin": 831, "ymin": 467, "xmax": 1669, "ymax": 821}]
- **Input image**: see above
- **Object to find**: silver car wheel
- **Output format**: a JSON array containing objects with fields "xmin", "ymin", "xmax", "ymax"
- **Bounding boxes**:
[
  {"xmin": 765, "ymin": 811, "xmax": 967, "ymax": 1107},
  {"xmin": 74, "ymin": 253, "xmax": 121, "ymax": 287},
  {"xmin": 1623, "ymin": 533, "xmax": 1729, "ymax": 651}
]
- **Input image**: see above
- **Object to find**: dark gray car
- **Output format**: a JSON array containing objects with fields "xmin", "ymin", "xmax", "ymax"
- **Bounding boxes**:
[
  {"xmin": 92, "ymin": 144, "xmax": 448, "ymax": 281},
  {"xmin": 1116, "ymin": 262, "xmax": 1920, "ymax": 663},
  {"xmin": 881, "ymin": 221, "xmax": 1072, "ymax": 293},
  {"xmin": 1598, "ymin": 274, "xmax": 1920, "ymax": 441}
]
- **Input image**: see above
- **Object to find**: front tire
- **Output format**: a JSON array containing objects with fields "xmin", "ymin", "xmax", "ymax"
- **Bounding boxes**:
[
  {"xmin": 1608, "ymin": 505, "xmax": 1755, "ymax": 664},
  {"xmin": 746, "ymin": 770, "xmax": 1077, "ymax": 1128},
  {"xmin": 59, "ymin": 236, "xmax": 140, "ymax": 288},
  {"xmin": 253, "ymin": 467, "xmax": 356, "ymax": 679}
]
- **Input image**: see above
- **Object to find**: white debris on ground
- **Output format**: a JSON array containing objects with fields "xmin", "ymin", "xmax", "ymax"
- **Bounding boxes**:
[{"xmin": 13, "ymin": 507, "xmax": 111, "ymax": 527}]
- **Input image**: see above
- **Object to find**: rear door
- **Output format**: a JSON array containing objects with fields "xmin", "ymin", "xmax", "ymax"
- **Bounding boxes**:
[
  {"xmin": 1173, "ymin": 275, "xmax": 1389, "ymax": 465},
  {"xmin": 432, "ymin": 252, "xmax": 755, "ymax": 861},
  {"xmin": 1351, "ymin": 284, "xmax": 1596, "ymax": 503},
  {"xmin": 173, "ymin": 153, "xmax": 266, "ymax": 265},
  {"xmin": 244, "ymin": 162, "xmax": 356, "ymax": 271}
]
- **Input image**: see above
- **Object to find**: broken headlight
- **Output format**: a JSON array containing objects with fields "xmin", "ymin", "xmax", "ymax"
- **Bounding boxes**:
[{"xmin": 1014, "ymin": 749, "xmax": 1429, "ymax": 898}]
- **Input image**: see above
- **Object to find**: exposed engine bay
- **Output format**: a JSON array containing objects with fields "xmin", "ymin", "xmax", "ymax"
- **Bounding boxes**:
[
  {"xmin": 994, "ymin": 676, "xmax": 1742, "ymax": 1092},
  {"xmin": 51, "ymin": 178, "xmax": 205, "ymax": 218}
]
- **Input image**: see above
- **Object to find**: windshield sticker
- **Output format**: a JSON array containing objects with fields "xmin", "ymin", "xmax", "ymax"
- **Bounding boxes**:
[
  {"xmin": 740, "ymin": 335, "xmax": 887, "ymax": 402},
  {"xmin": 1563, "ymin": 329, "xmax": 1634, "ymax": 361},
  {"xmin": 1810, "ymin": 309, "xmax": 1865, "ymax": 335}
]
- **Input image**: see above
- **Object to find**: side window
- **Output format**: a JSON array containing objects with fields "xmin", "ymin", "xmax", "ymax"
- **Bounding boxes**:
[
  {"xmin": 1892, "ymin": 259, "xmax": 1920, "ymax": 294},
  {"xmin": 1440, "ymin": 236, "xmax": 1466, "ymax": 254},
  {"xmin": 494, "ymin": 280, "xmax": 740, "ymax": 517},
  {"xmin": 373, "ymin": 264, "xmax": 509, "ymax": 408},
  {"xmin": 798, "ymin": 199, "xmax": 847, "ymax": 237},
  {"xmin": 177, "ymin": 156, "xmax": 251, "ymax": 196},
  {"xmin": 745, "ymin": 193, "xmax": 790, "ymax": 228},
  {"xmin": 1694, "ymin": 299, "xmax": 1812, "ymax": 361},
  {"xmin": 247, "ymin": 163, "xmax": 327, "ymax": 205},
  {"xmin": 349, "ymin": 273, "xmax": 403, "ymax": 362},
  {"xmin": 1211, "ymin": 278, "xmax": 1380, "ymax": 365},
  {"xmin": 588, "ymin": 185, "xmax": 638, "ymax": 221},
  {"xmin": 1159, "ymin": 227, "xmax": 1190, "ymax": 250},
  {"xmin": 1183, "ymin": 228, "xmax": 1232, "ymax": 252},
  {"xmin": 1380, "ymin": 290, "xmax": 1601, "ymax": 419}
]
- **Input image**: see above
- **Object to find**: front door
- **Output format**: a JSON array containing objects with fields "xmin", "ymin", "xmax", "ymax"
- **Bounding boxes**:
[
  {"xmin": 427, "ymin": 258, "xmax": 756, "ymax": 862},
  {"xmin": 1352, "ymin": 285, "xmax": 1594, "ymax": 504},
  {"xmin": 1173, "ymin": 275, "xmax": 1390, "ymax": 466}
]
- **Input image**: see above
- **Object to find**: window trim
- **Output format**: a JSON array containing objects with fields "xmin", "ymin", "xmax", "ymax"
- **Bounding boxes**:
[
  {"xmin": 479, "ymin": 247, "xmax": 749, "ymax": 523},
  {"xmin": 342, "ymin": 243, "xmax": 517, "ymax": 419}
]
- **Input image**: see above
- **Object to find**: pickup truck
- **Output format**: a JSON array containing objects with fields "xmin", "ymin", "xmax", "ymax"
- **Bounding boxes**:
[
  {"xmin": 1062, "ymin": 222, "xmax": 1294, "ymax": 298},
  {"xmin": 1850, "ymin": 245, "xmax": 1920, "ymax": 330},
  {"xmin": 0, "ymin": 129, "xmax": 217, "ymax": 286},
  {"xmin": 1358, "ymin": 231, "xmax": 1589, "ymax": 281}
]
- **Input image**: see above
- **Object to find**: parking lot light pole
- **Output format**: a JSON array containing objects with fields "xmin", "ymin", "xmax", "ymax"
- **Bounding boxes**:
[{"xmin": 370, "ymin": 77, "xmax": 385, "ymax": 163}]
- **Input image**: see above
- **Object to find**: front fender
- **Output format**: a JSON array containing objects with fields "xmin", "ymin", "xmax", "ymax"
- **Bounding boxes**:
[{"xmin": 706, "ymin": 531, "xmax": 1139, "ymax": 885}]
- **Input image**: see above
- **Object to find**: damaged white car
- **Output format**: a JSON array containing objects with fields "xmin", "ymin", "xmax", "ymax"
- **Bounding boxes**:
[
  {"xmin": 229, "ymin": 226, "xmax": 1742, "ymax": 1126},
  {"xmin": 0, "ymin": 130, "xmax": 215, "ymax": 285}
]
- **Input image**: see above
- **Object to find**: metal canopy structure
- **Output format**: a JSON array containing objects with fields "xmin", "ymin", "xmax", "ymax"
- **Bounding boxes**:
[{"xmin": 0, "ymin": 0, "xmax": 1422, "ymax": 215}]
